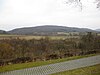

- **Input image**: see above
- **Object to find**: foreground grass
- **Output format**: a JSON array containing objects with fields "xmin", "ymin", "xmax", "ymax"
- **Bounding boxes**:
[
  {"xmin": 0, "ymin": 54, "xmax": 98, "ymax": 73},
  {"xmin": 51, "ymin": 64, "xmax": 100, "ymax": 75}
]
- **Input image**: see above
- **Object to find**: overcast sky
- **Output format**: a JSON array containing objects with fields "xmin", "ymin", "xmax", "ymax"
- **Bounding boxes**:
[{"xmin": 0, "ymin": 0, "xmax": 100, "ymax": 31}]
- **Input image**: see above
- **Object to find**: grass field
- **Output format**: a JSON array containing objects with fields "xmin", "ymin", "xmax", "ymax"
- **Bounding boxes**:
[
  {"xmin": 0, "ymin": 54, "xmax": 97, "ymax": 73},
  {"xmin": 51, "ymin": 64, "xmax": 100, "ymax": 75},
  {"xmin": 0, "ymin": 34, "xmax": 79, "ymax": 40}
]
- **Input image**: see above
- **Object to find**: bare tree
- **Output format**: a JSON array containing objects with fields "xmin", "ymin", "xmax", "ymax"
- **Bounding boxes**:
[
  {"xmin": 96, "ymin": 0, "xmax": 100, "ymax": 8},
  {"xmin": 66, "ymin": 0, "xmax": 100, "ymax": 9}
]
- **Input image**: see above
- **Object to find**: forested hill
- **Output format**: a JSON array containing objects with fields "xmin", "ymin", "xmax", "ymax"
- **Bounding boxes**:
[
  {"xmin": 0, "ymin": 30, "xmax": 7, "ymax": 34},
  {"xmin": 95, "ymin": 29, "xmax": 100, "ymax": 31},
  {"xmin": 8, "ymin": 25, "xmax": 96, "ymax": 35}
]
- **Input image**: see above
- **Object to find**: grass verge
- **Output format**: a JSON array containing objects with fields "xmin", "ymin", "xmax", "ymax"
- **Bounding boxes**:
[
  {"xmin": 51, "ymin": 64, "xmax": 100, "ymax": 75},
  {"xmin": 0, "ymin": 54, "xmax": 98, "ymax": 73}
]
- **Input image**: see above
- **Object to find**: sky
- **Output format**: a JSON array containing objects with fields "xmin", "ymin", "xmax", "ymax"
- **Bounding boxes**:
[{"xmin": 0, "ymin": 0, "xmax": 100, "ymax": 31}]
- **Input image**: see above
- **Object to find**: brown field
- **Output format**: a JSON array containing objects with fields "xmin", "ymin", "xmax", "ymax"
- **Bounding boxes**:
[{"xmin": 0, "ymin": 34, "xmax": 80, "ymax": 40}]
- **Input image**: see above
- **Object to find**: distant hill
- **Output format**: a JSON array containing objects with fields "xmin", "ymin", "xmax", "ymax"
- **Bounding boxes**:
[
  {"xmin": 95, "ymin": 29, "xmax": 100, "ymax": 31},
  {"xmin": 0, "ymin": 30, "xmax": 7, "ymax": 34},
  {"xmin": 8, "ymin": 25, "xmax": 95, "ymax": 35}
]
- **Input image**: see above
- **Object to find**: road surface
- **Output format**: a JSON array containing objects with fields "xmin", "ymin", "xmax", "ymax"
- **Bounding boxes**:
[{"xmin": 0, "ymin": 55, "xmax": 100, "ymax": 75}]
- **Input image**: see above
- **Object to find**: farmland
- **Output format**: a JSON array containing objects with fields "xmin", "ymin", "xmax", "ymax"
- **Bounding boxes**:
[
  {"xmin": 0, "ymin": 34, "xmax": 80, "ymax": 40},
  {"xmin": 0, "ymin": 31, "xmax": 100, "ymax": 40}
]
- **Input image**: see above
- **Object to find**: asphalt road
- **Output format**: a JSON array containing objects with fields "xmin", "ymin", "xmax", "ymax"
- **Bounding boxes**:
[{"xmin": 0, "ymin": 55, "xmax": 100, "ymax": 75}]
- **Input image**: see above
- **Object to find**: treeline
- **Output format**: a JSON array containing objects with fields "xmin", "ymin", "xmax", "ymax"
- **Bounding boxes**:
[{"xmin": 0, "ymin": 32, "xmax": 100, "ymax": 66}]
